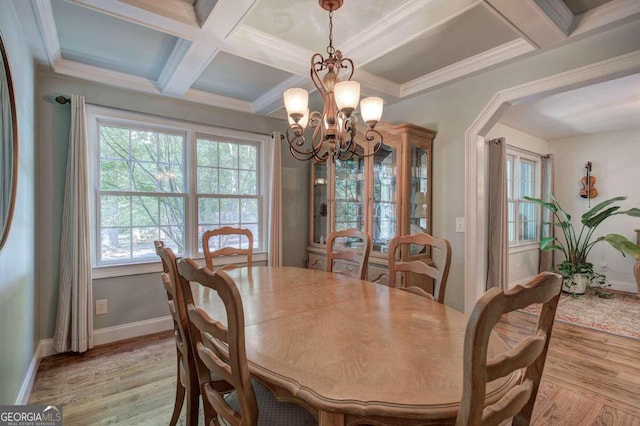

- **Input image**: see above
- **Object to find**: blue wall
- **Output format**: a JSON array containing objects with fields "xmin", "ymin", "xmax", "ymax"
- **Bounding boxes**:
[{"xmin": 0, "ymin": 2, "xmax": 36, "ymax": 404}]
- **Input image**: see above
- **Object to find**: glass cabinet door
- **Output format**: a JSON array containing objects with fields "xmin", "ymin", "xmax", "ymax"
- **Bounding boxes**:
[
  {"xmin": 334, "ymin": 156, "xmax": 365, "ymax": 232},
  {"xmin": 312, "ymin": 163, "xmax": 328, "ymax": 244},
  {"xmin": 410, "ymin": 145, "xmax": 430, "ymax": 232},
  {"xmin": 372, "ymin": 144, "xmax": 398, "ymax": 254}
]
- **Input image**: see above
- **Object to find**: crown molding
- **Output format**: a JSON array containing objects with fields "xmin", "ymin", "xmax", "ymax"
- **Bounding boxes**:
[
  {"xmin": 183, "ymin": 88, "xmax": 255, "ymax": 114},
  {"xmin": 31, "ymin": 0, "xmax": 61, "ymax": 67},
  {"xmin": 53, "ymin": 58, "xmax": 159, "ymax": 92},
  {"xmin": 571, "ymin": 0, "xmax": 640, "ymax": 37},
  {"xmin": 401, "ymin": 39, "xmax": 535, "ymax": 97},
  {"xmin": 224, "ymin": 25, "xmax": 312, "ymax": 76},
  {"xmin": 253, "ymin": 75, "xmax": 309, "ymax": 116}
]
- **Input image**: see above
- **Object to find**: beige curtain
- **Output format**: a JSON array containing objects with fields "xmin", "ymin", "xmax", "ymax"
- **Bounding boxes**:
[
  {"xmin": 268, "ymin": 132, "xmax": 282, "ymax": 266},
  {"xmin": 54, "ymin": 95, "xmax": 93, "ymax": 353},
  {"xmin": 539, "ymin": 154, "xmax": 555, "ymax": 272},
  {"xmin": 486, "ymin": 138, "xmax": 508, "ymax": 290}
]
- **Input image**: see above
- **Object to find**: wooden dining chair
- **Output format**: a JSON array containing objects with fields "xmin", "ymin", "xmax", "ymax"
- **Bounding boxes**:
[
  {"xmin": 326, "ymin": 228, "xmax": 371, "ymax": 280},
  {"xmin": 154, "ymin": 241, "xmax": 199, "ymax": 426},
  {"xmin": 202, "ymin": 226, "xmax": 253, "ymax": 272},
  {"xmin": 176, "ymin": 258, "xmax": 317, "ymax": 426},
  {"xmin": 456, "ymin": 272, "xmax": 563, "ymax": 426},
  {"xmin": 387, "ymin": 232, "xmax": 451, "ymax": 303}
]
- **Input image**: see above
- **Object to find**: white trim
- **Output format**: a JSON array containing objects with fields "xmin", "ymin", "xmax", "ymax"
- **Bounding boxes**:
[
  {"xmin": 93, "ymin": 316, "xmax": 173, "ymax": 347},
  {"xmin": 182, "ymin": 88, "xmax": 255, "ymax": 113},
  {"xmin": 15, "ymin": 343, "xmax": 42, "ymax": 404},
  {"xmin": 464, "ymin": 50, "xmax": 640, "ymax": 313},
  {"xmin": 533, "ymin": 0, "xmax": 574, "ymax": 35},
  {"xmin": 608, "ymin": 280, "xmax": 638, "ymax": 294},
  {"xmin": 92, "ymin": 252, "xmax": 267, "ymax": 279},
  {"xmin": 572, "ymin": 0, "xmax": 640, "ymax": 37},
  {"xmin": 509, "ymin": 242, "xmax": 540, "ymax": 254},
  {"xmin": 31, "ymin": 0, "xmax": 61, "ymax": 67},
  {"xmin": 401, "ymin": 39, "xmax": 535, "ymax": 97},
  {"xmin": 39, "ymin": 316, "xmax": 173, "ymax": 360}
]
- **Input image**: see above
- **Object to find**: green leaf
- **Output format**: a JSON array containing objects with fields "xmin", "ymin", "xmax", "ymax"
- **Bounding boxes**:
[
  {"xmin": 523, "ymin": 196, "xmax": 557, "ymax": 213},
  {"xmin": 604, "ymin": 234, "xmax": 640, "ymax": 258},
  {"xmin": 617, "ymin": 207, "xmax": 640, "ymax": 217},
  {"xmin": 582, "ymin": 196, "xmax": 627, "ymax": 221},
  {"xmin": 582, "ymin": 206, "xmax": 620, "ymax": 228}
]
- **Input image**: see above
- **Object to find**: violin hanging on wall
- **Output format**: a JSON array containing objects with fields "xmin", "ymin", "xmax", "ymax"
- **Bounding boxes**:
[{"xmin": 580, "ymin": 161, "xmax": 598, "ymax": 205}]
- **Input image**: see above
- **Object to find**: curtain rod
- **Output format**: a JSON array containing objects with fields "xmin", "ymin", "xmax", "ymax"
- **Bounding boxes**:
[
  {"xmin": 51, "ymin": 94, "xmax": 277, "ymax": 137},
  {"xmin": 55, "ymin": 95, "xmax": 71, "ymax": 104}
]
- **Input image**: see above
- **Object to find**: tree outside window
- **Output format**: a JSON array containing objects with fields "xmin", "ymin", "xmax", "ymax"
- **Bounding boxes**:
[{"xmin": 506, "ymin": 149, "xmax": 540, "ymax": 246}]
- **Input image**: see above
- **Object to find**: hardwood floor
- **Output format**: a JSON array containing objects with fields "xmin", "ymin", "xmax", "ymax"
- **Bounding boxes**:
[{"xmin": 30, "ymin": 312, "xmax": 640, "ymax": 425}]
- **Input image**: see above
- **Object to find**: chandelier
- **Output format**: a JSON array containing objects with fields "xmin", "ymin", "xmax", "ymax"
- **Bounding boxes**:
[{"xmin": 283, "ymin": 0, "xmax": 384, "ymax": 163}]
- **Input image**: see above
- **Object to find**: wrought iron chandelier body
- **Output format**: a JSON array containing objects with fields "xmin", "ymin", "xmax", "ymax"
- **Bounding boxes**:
[{"xmin": 283, "ymin": 0, "xmax": 384, "ymax": 163}]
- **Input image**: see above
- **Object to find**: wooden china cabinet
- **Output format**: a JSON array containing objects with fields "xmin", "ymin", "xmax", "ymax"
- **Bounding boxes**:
[{"xmin": 307, "ymin": 122, "xmax": 436, "ymax": 286}]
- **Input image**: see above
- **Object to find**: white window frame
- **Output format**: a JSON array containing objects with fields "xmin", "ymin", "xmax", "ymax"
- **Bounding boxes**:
[
  {"xmin": 86, "ymin": 105, "xmax": 270, "ymax": 278},
  {"xmin": 506, "ymin": 147, "xmax": 541, "ymax": 251}
]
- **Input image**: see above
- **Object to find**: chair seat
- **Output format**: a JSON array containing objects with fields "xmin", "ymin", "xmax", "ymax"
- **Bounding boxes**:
[{"xmin": 223, "ymin": 380, "xmax": 317, "ymax": 425}]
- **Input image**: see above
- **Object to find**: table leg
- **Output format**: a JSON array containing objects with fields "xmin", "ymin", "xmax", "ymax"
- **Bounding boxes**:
[
  {"xmin": 319, "ymin": 410, "xmax": 344, "ymax": 426},
  {"xmin": 634, "ymin": 258, "xmax": 640, "ymax": 300}
]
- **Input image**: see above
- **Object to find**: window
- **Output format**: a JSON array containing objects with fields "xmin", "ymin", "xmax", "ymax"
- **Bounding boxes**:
[
  {"xmin": 87, "ymin": 106, "xmax": 269, "ymax": 270},
  {"xmin": 506, "ymin": 148, "xmax": 541, "ymax": 246}
]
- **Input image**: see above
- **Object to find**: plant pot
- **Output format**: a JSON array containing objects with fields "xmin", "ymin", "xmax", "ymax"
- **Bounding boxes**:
[{"xmin": 562, "ymin": 273, "xmax": 589, "ymax": 295}]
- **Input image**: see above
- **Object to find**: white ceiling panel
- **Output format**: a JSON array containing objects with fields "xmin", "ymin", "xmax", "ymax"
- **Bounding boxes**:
[
  {"xmin": 192, "ymin": 51, "xmax": 292, "ymax": 101},
  {"xmin": 52, "ymin": 0, "xmax": 180, "ymax": 80},
  {"xmin": 361, "ymin": 5, "xmax": 519, "ymax": 84},
  {"xmin": 243, "ymin": 0, "xmax": 402, "ymax": 54}
]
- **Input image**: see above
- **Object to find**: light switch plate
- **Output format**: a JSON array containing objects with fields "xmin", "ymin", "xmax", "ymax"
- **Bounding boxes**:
[{"xmin": 455, "ymin": 217, "xmax": 465, "ymax": 233}]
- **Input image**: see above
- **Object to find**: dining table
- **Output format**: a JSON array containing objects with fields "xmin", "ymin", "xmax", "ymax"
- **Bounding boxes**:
[{"xmin": 194, "ymin": 266, "xmax": 519, "ymax": 425}]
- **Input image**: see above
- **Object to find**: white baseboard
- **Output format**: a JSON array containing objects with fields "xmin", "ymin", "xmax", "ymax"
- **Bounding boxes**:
[
  {"xmin": 15, "ymin": 342, "xmax": 42, "ymax": 404},
  {"xmin": 93, "ymin": 315, "xmax": 172, "ymax": 347},
  {"xmin": 38, "ymin": 315, "xmax": 172, "ymax": 358},
  {"xmin": 608, "ymin": 280, "xmax": 637, "ymax": 294}
]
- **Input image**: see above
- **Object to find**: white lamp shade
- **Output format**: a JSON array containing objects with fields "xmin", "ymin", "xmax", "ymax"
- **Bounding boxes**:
[
  {"xmin": 283, "ymin": 88, "xmax": 308, "ymax": 118},
  {"xmin": 360, "ymin": 97, "xmax": 383, "ymax": 124},
  {"xmin": 288, "ymin": 108, "xmax": 309, "ymax": 129},
  {"xmin": 334, "ymin": 81, "xmax": 360, "ymax": 112}
]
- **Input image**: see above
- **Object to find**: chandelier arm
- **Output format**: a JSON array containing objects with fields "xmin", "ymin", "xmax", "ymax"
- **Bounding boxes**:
[
  {"xmin": 310, "ymin": 53, "xmax": 328, "ymax": 94},
  {"xmin": 340, "ymin": 57, "xmax": 355, "ymax": 81},
  {"xmin": 354, "ymin": 128, "xmax": 385, "ymax": 159},
  {"xmin": 284, "ymin": 112, "xmax": 330, "ymax": 163}
]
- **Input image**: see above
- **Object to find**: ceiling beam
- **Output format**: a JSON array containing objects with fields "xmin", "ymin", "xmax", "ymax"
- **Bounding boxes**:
[
  {"xmin": 344, "ymin": 0, "xmax": 483, "ymax": 67},
  {"xmin": 483, "ymin": 0, "xmax": 571, "ymax": 48},
  {"xmin": 157, "ymin": 0, "xmax": 258, "ymax": 97}
]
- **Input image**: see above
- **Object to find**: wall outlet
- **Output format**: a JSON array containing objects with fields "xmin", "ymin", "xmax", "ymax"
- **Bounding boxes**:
[
  {"xmin": 95, "ymin": 299, "xmax": 108, "ymax": 315},
  {"xmin": 455, "ymin": 217, "xmax": 465, "ymax": 233}
]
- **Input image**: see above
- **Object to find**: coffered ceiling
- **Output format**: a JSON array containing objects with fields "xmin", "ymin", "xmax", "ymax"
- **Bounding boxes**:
[{"xmin": 13, "ymin": 0, "xmax": 640, "ymax": 129}]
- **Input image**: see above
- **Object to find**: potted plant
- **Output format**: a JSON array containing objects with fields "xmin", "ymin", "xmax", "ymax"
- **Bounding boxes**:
[{"xmin": 524, "ymin": 195, "xmax": 640, "ymax": 295}]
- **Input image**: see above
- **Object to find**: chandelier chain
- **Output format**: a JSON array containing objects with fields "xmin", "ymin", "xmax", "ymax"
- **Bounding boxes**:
[{"xmin": 327, "ymin": 9, "xmax": 334, "ymax": 56}]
